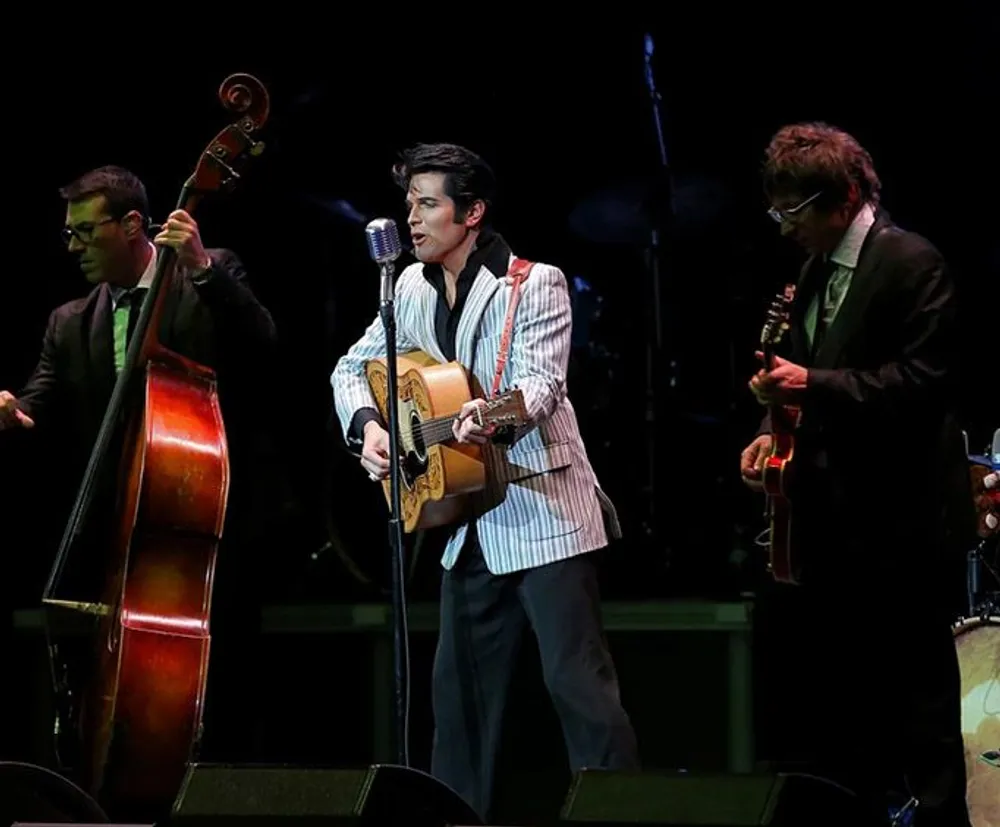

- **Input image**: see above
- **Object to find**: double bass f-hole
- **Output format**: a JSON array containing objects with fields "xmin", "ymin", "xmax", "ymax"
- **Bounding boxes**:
[{"xmin": 40, "ymin": 72, "xmax": 272, "ymax": 820}]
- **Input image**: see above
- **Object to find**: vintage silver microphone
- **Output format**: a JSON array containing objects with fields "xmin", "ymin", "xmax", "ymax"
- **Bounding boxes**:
[
  {"xmin": 365, "ymin": 217, "xmax": 403, "ymax": 306},
  {"xmin": 364, "ymin": 217, "xmax": 410, "ymax": 767}
]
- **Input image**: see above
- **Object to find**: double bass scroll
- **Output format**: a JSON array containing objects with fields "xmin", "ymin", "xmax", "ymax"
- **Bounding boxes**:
[{"xmin": 41, "ymin": 73, "xmax": 271, "ymax": 820}]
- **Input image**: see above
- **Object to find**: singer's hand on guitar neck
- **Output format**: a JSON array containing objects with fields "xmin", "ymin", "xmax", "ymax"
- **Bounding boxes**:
[
  {"xmin": 749, "ymin": 351, "xmax": 808, "ymax": 406},
  {"xmin": 453, "ymin": 399, "xmax": 494, "ymax": 445},
  {"xmin": 361, "ymin": 420, "xmax": 391, "ymax": 481}
]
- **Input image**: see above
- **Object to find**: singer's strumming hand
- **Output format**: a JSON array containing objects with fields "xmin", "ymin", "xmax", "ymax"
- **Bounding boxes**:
[
  {"xmin": 361, "ymin": 420, "xmax": 390, "ymax": 481},
  {"xmin": 453, "ymin": 399, "xmax": 493, "ymax": 445}
]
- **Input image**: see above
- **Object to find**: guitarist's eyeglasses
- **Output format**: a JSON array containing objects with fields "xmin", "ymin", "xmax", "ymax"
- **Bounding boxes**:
[{"xmin": 767, "ymin": 191, "xmax": 822, "ymax": 224}]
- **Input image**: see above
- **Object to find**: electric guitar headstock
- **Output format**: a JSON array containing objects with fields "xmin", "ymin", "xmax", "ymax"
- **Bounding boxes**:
[{"xmin": 760, "ymin": 283, "xmax": 796, "ymax": 371}]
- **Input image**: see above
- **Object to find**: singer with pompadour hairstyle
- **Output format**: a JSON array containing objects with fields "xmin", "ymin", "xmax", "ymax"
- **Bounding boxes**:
[{"xmin": 330, "ymin": 141, "xmax": 639, "ymax": 822}]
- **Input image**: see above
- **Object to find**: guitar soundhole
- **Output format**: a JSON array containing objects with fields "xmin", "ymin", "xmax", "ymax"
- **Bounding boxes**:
[{"xmin": 400, "ymin": 409, "xmax": 428, "ymax": 489}]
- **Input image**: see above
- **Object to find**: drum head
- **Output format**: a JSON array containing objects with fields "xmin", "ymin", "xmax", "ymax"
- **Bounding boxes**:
[{"xmin": 953, "ymin": 616, "xmax": 999, "ymax": 827}]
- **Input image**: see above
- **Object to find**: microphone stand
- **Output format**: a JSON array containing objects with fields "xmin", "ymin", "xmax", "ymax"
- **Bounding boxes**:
[
  {"xmin": 641, "ymin": 32, "xmax": 673, "ymax": 550},
  {"xmin": 379, "ymin": 261, "xmax": 410, "ymax": 768}
]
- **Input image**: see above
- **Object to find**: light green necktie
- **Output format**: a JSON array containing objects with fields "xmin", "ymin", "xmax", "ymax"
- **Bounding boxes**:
[{"xmin": 113, "ymin": 289, "xmax": 145, "ymax": 373}]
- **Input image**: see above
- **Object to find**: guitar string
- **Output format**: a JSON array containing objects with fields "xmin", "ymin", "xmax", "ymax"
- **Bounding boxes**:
[
  {"xmin": 414, "ymin": 418, "xmax": 456, "ymax": 445},
  {"xmin": 413, "ymin": 416, "xmax": 507, "ymax": 445},
  {"xmin": 413, "ymin": 414, "xmax": 494, "ymax": 444}
]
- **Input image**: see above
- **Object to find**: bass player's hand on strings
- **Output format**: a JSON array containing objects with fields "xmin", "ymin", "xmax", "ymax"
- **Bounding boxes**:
[
  {"xmin": 153, "ymin": 210, "xmax": 212, "ymax": 274},
  {"xmin": 0, "ymin": 390, "xmax": 34, "ymax": 430}
]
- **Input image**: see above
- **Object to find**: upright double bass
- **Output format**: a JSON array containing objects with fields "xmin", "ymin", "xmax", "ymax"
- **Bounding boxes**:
[{"xmin": 41, "ymin": 73, "xmax": 271, "ymax": 819}]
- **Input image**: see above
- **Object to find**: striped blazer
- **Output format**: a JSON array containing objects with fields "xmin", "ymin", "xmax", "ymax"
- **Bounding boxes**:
[{"xmin": 331, "ymin": 252, "xmax": 621, "ymax": 575}]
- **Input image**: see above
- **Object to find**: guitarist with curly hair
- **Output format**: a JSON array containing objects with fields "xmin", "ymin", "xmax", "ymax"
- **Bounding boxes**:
[{"xmin": 740, "ymin": 122, "xmax": 977, "ymax": 827}]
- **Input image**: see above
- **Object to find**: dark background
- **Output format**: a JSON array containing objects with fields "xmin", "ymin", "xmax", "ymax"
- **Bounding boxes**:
[{"xmin": 1, "ymin": 19, "xmax": 995, "ymax": 821}]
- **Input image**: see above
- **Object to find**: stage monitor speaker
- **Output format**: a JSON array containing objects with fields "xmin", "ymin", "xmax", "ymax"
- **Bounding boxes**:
[
  {"xmin": 168, "ymin": 762, "xmax": 483, "ymax": 826},
  {"xmin": 1, "ymin": 760, "xmax": 111, "ymax": 825},
  {"xmin": 560, "ymin": 769, "xmax": 885, "ymax": 826}
]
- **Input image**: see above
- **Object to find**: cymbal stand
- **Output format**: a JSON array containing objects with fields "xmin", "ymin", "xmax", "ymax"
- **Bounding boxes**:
[
  {"xmin": 967, "ymin": 536, "xmax": 999, "ymax": 618},
  {"xmin": 964, "ymin": 427, "xmax": 999, "ymax": 617}
]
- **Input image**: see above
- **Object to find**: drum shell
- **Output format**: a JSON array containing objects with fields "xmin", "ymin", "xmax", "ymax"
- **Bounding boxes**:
[{"xmin": 953, "ymin": 614, "xmax": 999, "ymax": 827}]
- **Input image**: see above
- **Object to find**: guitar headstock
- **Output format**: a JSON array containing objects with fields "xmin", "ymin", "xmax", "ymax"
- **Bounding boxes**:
[
  {"xmin": 477, "ymin": 388, "xmax": 529, "ymax": 430},
  {"xmin": 760, "ymin": 283, "xmax": 796, "ymax": 365}
]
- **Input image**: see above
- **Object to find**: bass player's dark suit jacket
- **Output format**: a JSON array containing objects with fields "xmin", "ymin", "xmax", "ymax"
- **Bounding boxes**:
[
  {"xmin": 14, "ymin": 248, "xmax": 290, "ymax": 595},
  {"xmin": 759, "ymin": 211, "xmax": 977, "ymax": 602}
]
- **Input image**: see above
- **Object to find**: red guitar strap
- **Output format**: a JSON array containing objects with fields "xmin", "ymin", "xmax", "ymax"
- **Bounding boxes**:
[{"xmin": 489, "ymin": 256, "xmax": 534, "ymax": 399}]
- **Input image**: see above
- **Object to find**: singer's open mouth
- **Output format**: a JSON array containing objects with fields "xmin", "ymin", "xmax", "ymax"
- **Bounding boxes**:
[{"xmin": 412, "ymin": 233, "xmax": 426, "ymax": 245}]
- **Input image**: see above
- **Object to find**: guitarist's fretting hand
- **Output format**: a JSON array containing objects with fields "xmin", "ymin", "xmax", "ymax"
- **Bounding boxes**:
[
  {"xmin": 361, "ymin": 420, "xmax": 391, "ymax": 481},
  {"xmin": 740, "ymin": 434, "xmax": 772, "ymax": 492},
  {"xmin": 0, "ymin": 390, "xmax": 34, "ymax": 430},
  {"xmin": 749, "ymin": 351, "xmax": 808, "ymax": 406}
]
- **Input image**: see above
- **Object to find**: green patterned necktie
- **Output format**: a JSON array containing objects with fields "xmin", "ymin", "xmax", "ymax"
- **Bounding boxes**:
[{"xmin": 113, "ymin": 288, "xmax": 147, "ymax": 373}]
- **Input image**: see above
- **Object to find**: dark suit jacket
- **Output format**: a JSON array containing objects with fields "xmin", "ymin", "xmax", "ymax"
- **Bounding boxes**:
[
  {"xmin": 759, "ymin": 211, "xmax": 977, "ymax": 596},
  {"xmin": 15, "ymin": 248, "xmax": 289, "ymax": 570}
]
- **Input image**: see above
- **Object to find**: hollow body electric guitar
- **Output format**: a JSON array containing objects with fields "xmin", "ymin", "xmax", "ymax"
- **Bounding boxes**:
[
  {"xmin": 759, "ymin": 284, "xmax": 802, "ymax": 584},
  {"xmin": 365, "ymin": 350, "xmax": 529, "ymax": 533}
]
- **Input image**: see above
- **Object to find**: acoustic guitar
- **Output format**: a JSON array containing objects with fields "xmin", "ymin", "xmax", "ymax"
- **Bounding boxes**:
[
  {"xmin": 364, "ymin": 350, "xmax": 529, "ymax": 532},
  {"xmin": 758, "ymin": 284, "xmax": 801, "ymax": 584}
]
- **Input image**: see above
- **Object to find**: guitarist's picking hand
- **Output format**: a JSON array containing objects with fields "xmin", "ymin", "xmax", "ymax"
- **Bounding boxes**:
[
  {"xmin": 750, "ymin": 352, "xmax": 808, "ymax": 406},
  {"xmin": 453, "ymin": 399, "xmax": 493, "ymax": 445},
  {"xmin": 740, "ymin": 434, "xmax": 772, "ymax": 492},
  {"xmin": 361, "ymin": 420, "xmax": 391, "ymax": 481}
]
